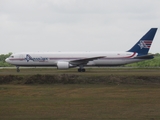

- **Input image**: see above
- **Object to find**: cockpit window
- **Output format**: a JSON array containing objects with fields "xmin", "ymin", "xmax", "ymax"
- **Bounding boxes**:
[{"xmin": 10, "ymin": 56, "xmax": 14, "ymax": 58}]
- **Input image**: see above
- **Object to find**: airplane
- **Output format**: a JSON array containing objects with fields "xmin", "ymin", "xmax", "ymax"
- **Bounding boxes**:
[{"xmin": 5, "ymin": 28, "xmax": 158, "ymax": 72}]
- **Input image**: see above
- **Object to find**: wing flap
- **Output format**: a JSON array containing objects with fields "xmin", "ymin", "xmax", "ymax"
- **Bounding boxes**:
[{"xmin": 69, "ymin": 56, "xmax": 105, "ymax": 65}]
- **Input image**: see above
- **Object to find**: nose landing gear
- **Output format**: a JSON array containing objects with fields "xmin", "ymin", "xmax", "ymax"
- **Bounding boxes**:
[{"xmin": 16, "ymin": 66, "xmax": 20, "ymax": 72}]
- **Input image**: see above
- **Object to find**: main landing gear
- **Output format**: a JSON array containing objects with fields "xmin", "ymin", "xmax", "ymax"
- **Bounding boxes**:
[
  {"xmin": 78, "ymin": 68, "xmax": 85, "ymax": 72},
  {"xmin": 78, "ymin": 65, "xmax": 86, "ymax": 72},
  {"xmin": 16, "ymin": 66, "xmax": 20, "ymax": 72}
]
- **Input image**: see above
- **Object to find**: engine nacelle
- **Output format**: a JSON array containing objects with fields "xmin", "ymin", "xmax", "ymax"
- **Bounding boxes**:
[{"xmin": 57, "ymin": 61, "xmax": 70, "ymax": 69}]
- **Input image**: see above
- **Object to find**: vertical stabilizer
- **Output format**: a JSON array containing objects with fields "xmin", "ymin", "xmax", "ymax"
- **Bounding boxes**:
[{"xmin": 128, "ymin": 28, "xmax": 157, "ymax": 55}]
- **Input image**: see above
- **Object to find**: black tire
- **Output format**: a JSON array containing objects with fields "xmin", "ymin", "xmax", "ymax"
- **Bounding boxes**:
[
  {"xmin": 78, "ymin": 69, "xmax": 81, "ymax": 72},
  {"xmin": 82, "ymin": 69, "xmax": 85, "ymax": 72},
  {"xmin": 17, "ymin": 69, "xmax": 20, "ymax": 72}
]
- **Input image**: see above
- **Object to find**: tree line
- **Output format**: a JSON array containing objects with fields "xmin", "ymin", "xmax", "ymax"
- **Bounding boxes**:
[
  {"xmin": 0, "ymin": 53, "xmax": 12, "ymax": 67},
  {"xmin": 0, "ymin": 53, "xmax": 160, "ymax": 67},
  {"xmin": 125, "ymin": 53, "xmax": 160, "ymax": 67}
]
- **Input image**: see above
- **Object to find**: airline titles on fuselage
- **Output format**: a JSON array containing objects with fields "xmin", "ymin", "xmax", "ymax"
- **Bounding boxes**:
[{"xmin": 25, "ymin": 54, "xmax": 48, "ymax": 62}]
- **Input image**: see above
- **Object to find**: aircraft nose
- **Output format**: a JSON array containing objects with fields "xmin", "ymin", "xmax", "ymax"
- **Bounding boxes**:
[{"xmin": 5, "ymin": 58, "xmax": 9, "ymax": 63}]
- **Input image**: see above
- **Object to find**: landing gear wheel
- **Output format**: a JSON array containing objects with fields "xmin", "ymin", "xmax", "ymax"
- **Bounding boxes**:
[
  {"xmin": 82, "ymin": 68, "xmax": 85, "ymax": 72},
  {"xmin": 16, "ymin": 66, "xmax": 20, "ymax": 72},
  {"xmin": 17, "ymin": 69, "xmax": 20, "ymax": 72},
  {"xmin": 78, "ymin": 68, "xmax": 86, "ymax": 72}
]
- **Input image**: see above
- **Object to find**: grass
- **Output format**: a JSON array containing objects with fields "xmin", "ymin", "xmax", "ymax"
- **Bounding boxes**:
[
  {"xmin": 0, "ymin": 67, "xmax": 160, "ymax": 76},
  {"xmin": 1, "ymin": 68, "xmax": 160, "ymax": 85},
  {"xmin": 0, "ymin": 85, "xmax": 160, "ymax": 120},
  {"xmin": 0, "ymin": 68, "xmax": 160, "ymax": 119}
]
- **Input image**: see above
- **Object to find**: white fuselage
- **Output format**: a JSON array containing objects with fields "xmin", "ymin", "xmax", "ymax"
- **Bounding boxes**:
[{"xmin": 5, "ymin": 51, "xmax": 144, "ymax": 67}]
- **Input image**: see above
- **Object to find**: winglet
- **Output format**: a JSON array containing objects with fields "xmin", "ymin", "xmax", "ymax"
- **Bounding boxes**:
[{"xmin": 128, "ymin": 28, "xmax": 158, "ymax": 56}]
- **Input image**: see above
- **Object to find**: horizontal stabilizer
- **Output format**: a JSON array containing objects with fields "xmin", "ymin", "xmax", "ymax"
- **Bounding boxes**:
[{"xmin": 133, "ymin": 54, "xmax": 154, "ymax": 59}]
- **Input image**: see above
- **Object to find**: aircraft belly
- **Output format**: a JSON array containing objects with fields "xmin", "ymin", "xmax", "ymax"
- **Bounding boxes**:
[{"xmin": 13, "ymin": 60, "xmax": 57, "ymax": 66}]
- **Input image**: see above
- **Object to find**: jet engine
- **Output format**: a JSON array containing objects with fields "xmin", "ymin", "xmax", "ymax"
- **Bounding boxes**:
[{"xmin": 57, "ymin": 61, "xmax": 70, "ymax": 69}]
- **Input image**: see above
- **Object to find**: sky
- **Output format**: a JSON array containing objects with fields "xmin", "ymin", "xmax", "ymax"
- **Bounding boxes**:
[{"xmin": 0, "ymin": 0, "xmax": 160, "ymax": 54}]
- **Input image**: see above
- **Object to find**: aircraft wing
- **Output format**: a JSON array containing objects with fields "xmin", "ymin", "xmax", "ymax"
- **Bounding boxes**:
[
  {"xmin": 133, "ymin": 54, "xmax": 154, "ymax": 59},
  {"xmin": 69, "ymin": 56, "xmax": 105, "ymax": 65}
]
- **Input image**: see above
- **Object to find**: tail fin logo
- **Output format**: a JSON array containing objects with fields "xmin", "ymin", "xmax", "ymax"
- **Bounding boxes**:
[{"xmin": 138, "ymin": 40, "xmax": 152, "ymax": 49}]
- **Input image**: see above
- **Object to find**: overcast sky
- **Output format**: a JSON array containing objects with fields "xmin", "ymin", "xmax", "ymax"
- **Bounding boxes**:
[{"xmin": 0, "ymin": 0, "xmax": 160, "ymax": 54}]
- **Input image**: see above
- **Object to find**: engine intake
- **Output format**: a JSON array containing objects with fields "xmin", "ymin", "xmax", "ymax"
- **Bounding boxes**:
[{"xmin": 57, "ymin": 61, "xmax": 70, "ymax": 69}]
